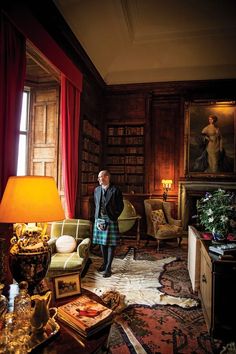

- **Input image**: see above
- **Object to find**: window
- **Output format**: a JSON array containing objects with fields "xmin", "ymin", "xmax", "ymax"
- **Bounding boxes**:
[{"xmin": 17, "ymin": 90, "xmax": 30, "ymax": 176}]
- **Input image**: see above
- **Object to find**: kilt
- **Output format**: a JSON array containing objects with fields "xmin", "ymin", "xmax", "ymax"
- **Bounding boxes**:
[{"xmin": 93, "ymin": 217, "xmax": 119, "ymax": 246}]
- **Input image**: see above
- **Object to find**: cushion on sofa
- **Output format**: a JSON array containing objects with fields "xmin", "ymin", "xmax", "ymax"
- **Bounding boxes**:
[
  {"xmin": 55, "ymin": 235, "xmax": 77, "ymax": 253},
  {"xmin": 50, "ymin": 252, "xmax": 84, "ymax": 271}
]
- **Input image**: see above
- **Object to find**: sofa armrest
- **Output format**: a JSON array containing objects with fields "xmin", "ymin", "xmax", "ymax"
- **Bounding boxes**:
[
  {"xmin": 48, "ymin": 237, "xmax": 57, "ymax": 254},
  {"xmin": 77, "ymin": 238, "xmax": 91, "ymax": 258}
]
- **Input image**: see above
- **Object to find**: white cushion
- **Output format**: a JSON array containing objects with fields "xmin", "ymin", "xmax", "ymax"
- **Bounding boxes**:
[{"xmin": 55, "ymin": 235, "xmax": 77, "ymax": 253}]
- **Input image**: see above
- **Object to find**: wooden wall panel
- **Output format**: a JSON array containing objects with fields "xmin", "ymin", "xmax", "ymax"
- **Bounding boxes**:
[
  {"xmin": 105, "ymin": 94, "xmax": 146, "ymax": 121},
  {"xmin": 150, "ymin": 99, "xmax": 181, "ymax": 195}
]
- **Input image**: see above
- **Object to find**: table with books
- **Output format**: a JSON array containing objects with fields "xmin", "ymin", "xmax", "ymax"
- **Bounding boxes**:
[{"xmin": 31, "ymin": 288, "xmax": 113, "ymax": 354}]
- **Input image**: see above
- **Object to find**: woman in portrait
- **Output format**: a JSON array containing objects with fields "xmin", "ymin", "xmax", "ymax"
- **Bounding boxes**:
[
  {"xmin": 201, "ymin": 115, "xmax": 222, "ymax": 173},
  {"xmin": 193, "ymin": 114, "xmax": 230, "ymax": 173}
]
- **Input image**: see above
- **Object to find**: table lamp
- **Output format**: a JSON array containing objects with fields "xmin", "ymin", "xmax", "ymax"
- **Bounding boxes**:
[
  {"xmin": 0, "ymin": 176, "xmax": 65, "ymax": 293},
  {"xmin": 161, "ymin": 179, "xmax": 173, "ymax": 201}
]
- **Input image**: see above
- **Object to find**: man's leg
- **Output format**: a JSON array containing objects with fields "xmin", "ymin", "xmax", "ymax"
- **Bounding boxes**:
[
  {"xmin": 98, "ymin": 245, "xmax": 108, "ymax": 272},
  {"xmin": 103, "ymin": 246, "xmax": 115, "ymax": 277}
]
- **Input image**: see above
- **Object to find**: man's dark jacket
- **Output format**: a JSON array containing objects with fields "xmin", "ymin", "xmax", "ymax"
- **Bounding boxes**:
[{"xmin": 94, "ymin": 184, "xmax": 124, "ymax": 221}]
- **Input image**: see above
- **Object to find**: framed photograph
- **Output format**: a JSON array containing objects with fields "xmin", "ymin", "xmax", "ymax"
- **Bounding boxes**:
[
  {"xmin": 54, "ymin": 273, "xmax": 81, "ymax": 300},
  {"xmin": 185, "ymin": 100, "xmax": 236, "ymax": 176}
]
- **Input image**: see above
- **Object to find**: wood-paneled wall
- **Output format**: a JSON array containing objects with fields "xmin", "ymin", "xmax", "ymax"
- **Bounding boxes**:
[{"xmin": 104, "ymin": 79, "xmax": 236, "ymax": 203}]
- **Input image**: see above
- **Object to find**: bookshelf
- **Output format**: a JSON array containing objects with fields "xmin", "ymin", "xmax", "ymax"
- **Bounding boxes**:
[
  {"xmin": 106, "ymin": 123, "xmax": 145, "ymax": 193},
  {"xmin": 81, "ymin": 120, "xmax": 101, "ymax": 196}
]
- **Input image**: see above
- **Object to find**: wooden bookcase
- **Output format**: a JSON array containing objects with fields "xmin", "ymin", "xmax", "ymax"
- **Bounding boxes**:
[
  {"xmin": 81, "ymin": 120, "xmax": 101, "ymax": 196},
  {"xmin": 106, "ymin": 122, "xmax": 145, "ymax": 193}
]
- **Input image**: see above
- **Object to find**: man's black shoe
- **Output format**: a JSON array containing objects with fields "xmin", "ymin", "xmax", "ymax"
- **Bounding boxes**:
[{"xmin": 103, "ymin": 270, "xmax": 112, "ymax": 278}]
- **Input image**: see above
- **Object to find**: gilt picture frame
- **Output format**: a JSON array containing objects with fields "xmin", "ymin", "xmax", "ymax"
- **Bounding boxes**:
[
  {"xmin": 54, "ymin": 272, "xmax": 81, "ymax": 300},
  {"xmin": 184, "ymin": 101, "xmax": 236, "ymax": 177}
]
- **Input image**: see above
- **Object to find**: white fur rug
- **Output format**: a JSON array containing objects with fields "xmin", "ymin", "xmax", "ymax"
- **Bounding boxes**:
[{"xmin": 81, "ymin": 248, "xmax": 198, "ymax": 308}]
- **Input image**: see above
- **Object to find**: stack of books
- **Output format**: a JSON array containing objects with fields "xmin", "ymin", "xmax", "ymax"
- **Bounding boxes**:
[
  {"xmin": 209, "ymin": 243, "xmax": 236, "ymax": 256},
  {"xmin": 57, "ymin": 294, "xmax": 113, "ymax": 337}
]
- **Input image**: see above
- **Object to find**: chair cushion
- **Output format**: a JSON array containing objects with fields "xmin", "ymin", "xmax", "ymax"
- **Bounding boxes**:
[
  {"xmin": 49, "ymin": 252, "xmax": 83, "ymax": 271},
  {"xmin": 157, "ymin": 224, "xmax": 181, "ymax": 238},
  {"xmin": 151, "ymin": 209, "xmax": 166, "ymax": 225},
  {"xmin": 56, "ymin": 235, "xmax": 77, "ymax": 253}
]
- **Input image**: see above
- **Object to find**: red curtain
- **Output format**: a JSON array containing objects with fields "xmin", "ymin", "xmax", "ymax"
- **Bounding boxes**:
[
  {"xmin": 61, "ymin": 75, "xmax": 81, "ymax": 218},
  {"xmin": 0, "ymin": 12, "xmax": 26, "ymax": 198},
  {"xmin": 1, "ymin": 5, "xmax": 83, "ymax": 217}
]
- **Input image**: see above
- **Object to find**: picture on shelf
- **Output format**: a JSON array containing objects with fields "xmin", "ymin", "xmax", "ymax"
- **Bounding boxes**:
[
  {"xmin": 54, "ymin": 273, "xmax": 81, "ymax": 299},
  {"xmin": 185, "ymin": 101, "xmax": 235, "ymax": 176}
]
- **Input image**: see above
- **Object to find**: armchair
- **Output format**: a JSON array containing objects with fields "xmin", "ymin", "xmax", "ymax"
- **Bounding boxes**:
[
  {"xmin": 144, "ymin": 199, "xmax": 182, "ymax": 250},
  {"xmin": 47, "ymin": 219, "xmax": 91, "ymax": 277}
]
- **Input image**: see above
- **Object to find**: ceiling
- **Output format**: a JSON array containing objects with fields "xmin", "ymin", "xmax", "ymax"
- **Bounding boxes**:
[
  {"xmin": 26, "ymin": 43, "xmax": 60, "ymax": 84},
  {"xmin": 53, "ymin": 0, "xmax": 236, "ymax": 85}
]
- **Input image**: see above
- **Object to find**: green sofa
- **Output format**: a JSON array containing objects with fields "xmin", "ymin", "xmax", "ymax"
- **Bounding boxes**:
[{"xmin": 47, "ymin": 218, "xmax": 91, "ymax": 277}]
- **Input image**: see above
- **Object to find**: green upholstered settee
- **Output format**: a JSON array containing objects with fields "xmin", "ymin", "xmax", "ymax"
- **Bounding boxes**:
[{"xmin": 47, "ymin": 219, "xmax": 91, "ymax": 277}]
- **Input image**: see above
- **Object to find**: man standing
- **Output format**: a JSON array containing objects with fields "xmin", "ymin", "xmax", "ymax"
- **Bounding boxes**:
[{"xmin": 93, "ymin": 170, "xmax": 124, "ymax": 277}]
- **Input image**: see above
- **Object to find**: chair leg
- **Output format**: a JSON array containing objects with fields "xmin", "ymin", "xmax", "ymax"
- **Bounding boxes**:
[
  {"xmin": 145, "ymin": 237, "xmax": 150, "ymax": 247},
  {"xmin": 156, "ymin": 240, "xmax": 160, "ymax": 252}
]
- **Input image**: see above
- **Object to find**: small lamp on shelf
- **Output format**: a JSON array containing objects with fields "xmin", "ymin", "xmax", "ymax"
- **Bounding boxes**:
[
  {"xmin": 0, "ymin": 176, "xmax": 65, "ymax": 294},
  {"xmin": 161, "ymin": 179, "xmax": 173, "ymax": 201}
]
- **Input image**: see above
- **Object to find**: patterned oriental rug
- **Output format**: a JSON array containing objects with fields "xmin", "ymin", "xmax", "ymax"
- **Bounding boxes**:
[{"xmin": 82, "ymin": 240, "xmax": 228, "ymax": 354}]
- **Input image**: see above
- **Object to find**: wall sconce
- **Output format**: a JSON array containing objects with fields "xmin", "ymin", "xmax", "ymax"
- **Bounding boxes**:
[
  {"xmin": 0, "ymin": 176, "xmax": 65, "ymax": 293},
  {"xmin": 161, "ymin": 179, "xmax": 173, "ymax": 201}
]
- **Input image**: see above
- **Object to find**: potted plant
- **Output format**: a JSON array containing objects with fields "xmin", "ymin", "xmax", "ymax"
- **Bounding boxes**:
[{"xmin": 196, "ymin": 188, "xmax": 235, "ymax": 242}]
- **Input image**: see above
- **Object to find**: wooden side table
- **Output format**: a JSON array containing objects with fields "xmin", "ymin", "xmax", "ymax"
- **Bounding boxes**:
[
  {"xmin": 199, "ymin": 240, "xmax": 236, "ymax": 340},
  {"xmin": 188, "ymin": 227, "xmax": 236, "ymax": 340}
]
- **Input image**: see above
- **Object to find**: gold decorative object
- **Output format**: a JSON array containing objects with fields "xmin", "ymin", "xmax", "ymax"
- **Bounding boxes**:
[
  {"xmin": 31, "ymin": 291, "xmax": 52, "ymax": 334},
  {"xmin": 161, "ymin": 179, "xmax": 173, "ymax": 201},
  {"xmin": 0, "ymin": 176, "xmax": 65, "ymax": 293}
]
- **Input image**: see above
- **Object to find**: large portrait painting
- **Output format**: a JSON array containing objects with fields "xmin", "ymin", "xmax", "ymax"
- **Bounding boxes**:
[{"xmin": 185, "ymin": 101, "xmax": 236, "ymax": 176}]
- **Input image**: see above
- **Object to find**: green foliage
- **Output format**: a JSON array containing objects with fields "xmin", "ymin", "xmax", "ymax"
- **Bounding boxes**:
[{"xmin": 197, "ymin": 189, "xmax": 235, "ymax": 235}]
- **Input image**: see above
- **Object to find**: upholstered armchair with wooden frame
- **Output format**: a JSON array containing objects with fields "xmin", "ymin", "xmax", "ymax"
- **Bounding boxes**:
[
  {"xmin": 47, "ymin": 218, "xmax": 92, "ymax": 277},
  {"xmin": 144, "ymin": 199, "xmax": 182, "ymax": 250}
]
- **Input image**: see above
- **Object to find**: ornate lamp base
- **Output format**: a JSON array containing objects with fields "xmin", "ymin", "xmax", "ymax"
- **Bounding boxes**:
[{"xmin": 9, "ymin": 250, "xmax": 51, "ymax": 294}]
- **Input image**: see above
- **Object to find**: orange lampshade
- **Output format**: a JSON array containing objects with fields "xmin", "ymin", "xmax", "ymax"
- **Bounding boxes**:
[{"xmin": 0, "ymin": 176, "xmax": 65, "ymax": 223}]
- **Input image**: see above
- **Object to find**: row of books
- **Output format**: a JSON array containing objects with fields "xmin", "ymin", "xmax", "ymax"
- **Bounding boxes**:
[
  {"xmin": 107, "ymin": 156, "xmax": 144, "ymax": 165},
  {"xmin": 107, "ymin": 146, "xmax": 144, "ymax": 155},
  {"xmin": 83, "ymin": 138, "xmax": 100, "ymax": 154},
  {"xmin": 107, "ymin": 136, "xmax": 144, "ymax": 145},
  {"xmin": 82, "ymin": 151, "xmax": 100, "ymax": 163},
  {"xmin": 209, "ymin": 243, "xmax": 236, "ymax": 256},
  {"xmin": 83, "ymin": 120, "xmax": 101, "ymax": 141},
  {"xmin": 57, "ymin": 294, "xmax": 113, "ymax": 337},
  {"xmin": 107, "ymin": 126, "xmax": 144, "ymax": 136}
]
